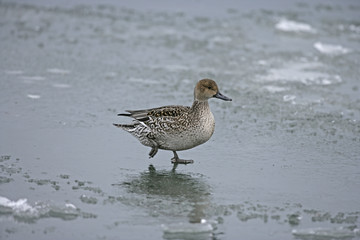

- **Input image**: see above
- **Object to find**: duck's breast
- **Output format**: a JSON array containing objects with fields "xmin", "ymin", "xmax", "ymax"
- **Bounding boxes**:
[{"xmin": 156, "ymin": 110, "xmax": 215, "ymax": 151}]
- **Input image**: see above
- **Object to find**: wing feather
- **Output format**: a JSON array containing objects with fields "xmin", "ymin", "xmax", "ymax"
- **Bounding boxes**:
[{"xmin": 117, "ymin": 105, "xmax": 190, "ymax": 122}]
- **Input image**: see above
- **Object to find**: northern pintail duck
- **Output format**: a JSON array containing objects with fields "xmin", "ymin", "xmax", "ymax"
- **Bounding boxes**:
[{"xmin": 113, "ymin": 79, "xmax": 232, "ymax": 164}]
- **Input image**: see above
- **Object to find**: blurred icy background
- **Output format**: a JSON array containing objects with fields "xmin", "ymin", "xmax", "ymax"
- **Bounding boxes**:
[{"xmin": 1, "ymin": 0, "xmax": 359, "ymax": 239}]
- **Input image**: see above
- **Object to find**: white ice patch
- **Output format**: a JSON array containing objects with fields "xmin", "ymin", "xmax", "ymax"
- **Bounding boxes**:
[
  {"xmin": 4, "ymin": 70, "xmax": 23, "ymax": 75},
  {"xmin": 314, "ymin": 42, "xmax": 351, "ymax": 56},
  {"xmin": 263, "ymin": 86, "xmax": 288, "ymax": 93},
  {"xmin": 52, "ymin": 83, "xmax": 71, "ymax": 88},
  {"xmin": 0, "ymin": 196, "xmax": 37, "ymax": 215},
  {"xmin": 349, "ymin": 24, "xmax": 360, "ymax": 33},
  {"xmin": 283, "ymin": 95, "xmax": 296, "ymax": 104},
  {"xmin": 338, "ymin": 24, "xmax": 360, "ymax": 34},
  {"xmin": 258, "ymin": 62, "xmax": 342, "ymax": 86},
  {"xmin": 27, "ymin": 94, "xmax": 41, "ymax": 99},
  {"xmin": 0, "ymin": 196, "xmax": 79, "ymax": 222},
  {"xmin": 65, "ymin": 203, "xmax": 76, "ymax": 209},
  {"xmin": 164, "ymin": 65, "xmax": 189, "ymax": 72},
  {"xmin": 128, "ymin": 77, "xmax": 160, "ymax": 84},
  {"xmin": 257, "ymin": 60, "xmax": 268, "ymax": 66},
  {"xmin": 162, "ymin": 221, "xmax": 213, "ymax": 234},
  {"xmin": 275, "ymin": 19, "xmax": 317, "ymax": 33},
  {"xmin": 21, "ymin": 76, "xmax": 45, "ymax": 81},
  {"xmin": 210, "ymin": 36, "xmax": 232, "ymax": 44},
  {"xmin": 47, "ymin": 68, "xmax": 71, "ymax": 74}
]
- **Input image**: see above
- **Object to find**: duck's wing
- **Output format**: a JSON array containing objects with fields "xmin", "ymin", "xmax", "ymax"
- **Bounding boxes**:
[{"xmin": 118, "ymin": 105, "xmax": 190, "ymax": 122}]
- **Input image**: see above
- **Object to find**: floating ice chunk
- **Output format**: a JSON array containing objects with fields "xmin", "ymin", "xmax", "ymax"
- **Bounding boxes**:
[
  {"xmin": 314, "ymin": 42, "xmax": 351, "ymax": 56},
  {"xmin": 27, "ymin": 94, "xmax": 41, "ymax": 99},
  {"xmin": 0, "ymin": 196, "xmax": 80, "ymax": 222},
  {"xmin": 283, "ymin": 95, "xmax": 296, "ymax": 103},
  {"xmin": 275, "ymin": 19, "xmax": 317, "ymax": 33},
  {"xmin": 80, "ymin": 195, "xmax": 98, "ymax": 204},
  {"xmin": 0, "ymin": 196, "xmax": 40, "ymax": 221},
  {"xmin": 292, "ymin": 227, "xmax": 359, "ymax": 238},
  {"xmin": 162, "ymin": 221, "xmax": 213, "ymax": 234},
  {"xmin": 0, "ymin": 196, "xmax": 36, "ymax": 214},
  {"xmin": 47, "ymin": 68, "xmax": 70, "ymax": 74},
  {"xmin": 65, "ymin": 203, "xmax": 76, "ymax": 209},
  {"xmin": 48, "ymin": 204, "xmax": 79, "ymax": 220}
]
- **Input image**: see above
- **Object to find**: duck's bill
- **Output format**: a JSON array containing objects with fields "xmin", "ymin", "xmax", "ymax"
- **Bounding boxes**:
[{"xmin": 214, "ymin": 92, "xmax": 232, "ymax": 101}]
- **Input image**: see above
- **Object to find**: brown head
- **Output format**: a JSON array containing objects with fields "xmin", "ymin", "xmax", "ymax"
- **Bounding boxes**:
[{"xmin": 194, "ymin": 79, "xmax": 232, "ymax": 102}]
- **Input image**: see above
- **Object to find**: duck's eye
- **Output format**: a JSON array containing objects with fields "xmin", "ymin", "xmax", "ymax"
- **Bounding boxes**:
[{"xmin": 207, "ymin": 86, "xmax": 211, "ymax": 89}]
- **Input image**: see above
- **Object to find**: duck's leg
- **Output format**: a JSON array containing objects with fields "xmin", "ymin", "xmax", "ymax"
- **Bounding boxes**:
[
  {"xmin": 171, "ymin": 151, "xmax": 194, "ymax": 164},
  {"xmin": 148, "ymin": 147, "xmax": 158, "ymax": 158}
]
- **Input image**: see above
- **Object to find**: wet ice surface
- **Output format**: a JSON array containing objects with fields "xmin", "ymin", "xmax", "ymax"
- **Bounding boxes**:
[{"xmin": 0, "ymin": 0, "xmax": 360, "ymax": 239}]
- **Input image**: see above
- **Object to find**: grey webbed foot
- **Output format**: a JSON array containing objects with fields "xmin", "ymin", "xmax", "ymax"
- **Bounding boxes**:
[
  {"xmin": 171, "ymin": 158, "xmax": 194, "ymax": 164},
  {"xmin": 171, "ymin": 151, "xmax": 194, "ymax": 164}
]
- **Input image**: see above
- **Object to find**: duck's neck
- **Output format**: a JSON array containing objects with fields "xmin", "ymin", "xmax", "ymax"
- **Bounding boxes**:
[{"xmin": 191, "ymin": 100, "xmax": 210, "ymax": 114}]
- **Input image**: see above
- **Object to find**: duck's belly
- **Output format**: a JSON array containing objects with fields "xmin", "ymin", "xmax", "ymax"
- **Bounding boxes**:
[{"xmin": 157, "ymin": 121, "xmax": 215, "ymax": 151}]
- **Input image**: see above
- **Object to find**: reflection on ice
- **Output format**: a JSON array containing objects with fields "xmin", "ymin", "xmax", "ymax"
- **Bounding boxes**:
[{"xmin": 116, "ymin": 165, "xmax": 211, "ymax": 223}]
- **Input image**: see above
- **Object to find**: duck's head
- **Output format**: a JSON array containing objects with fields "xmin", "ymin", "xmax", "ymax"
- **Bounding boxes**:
[{"xmin": 194, "ymin": 79, "xmax": 232, "ymax": 102}]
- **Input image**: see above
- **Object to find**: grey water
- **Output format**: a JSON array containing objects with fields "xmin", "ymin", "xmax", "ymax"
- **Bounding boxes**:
[{"xmin": 0, "ymin": 0, "xmax": 359, "ymax": 239}]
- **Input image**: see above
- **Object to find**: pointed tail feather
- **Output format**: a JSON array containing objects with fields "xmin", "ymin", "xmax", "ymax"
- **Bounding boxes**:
[
  {"xmin": 113, "ymin": 123, "xmax": 135, "ymax": 130},
  {"xmin": 117, "ymin": 113, "xmax": 131, "ymax": 117}
]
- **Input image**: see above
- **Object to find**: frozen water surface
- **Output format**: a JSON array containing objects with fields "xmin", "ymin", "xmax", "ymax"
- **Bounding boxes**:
[{"xmin": 0, "ymin": 0, "xmax": 359, "ymax": 239}]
